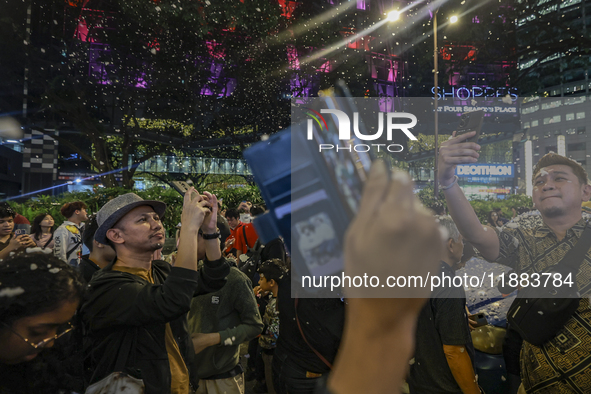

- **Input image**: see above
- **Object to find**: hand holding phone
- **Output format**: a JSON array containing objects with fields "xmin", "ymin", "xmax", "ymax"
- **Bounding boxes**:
[
  {"xmin": 469, "ymin": 313, "xmax": 488, "ymax": 328},
  {"xmin": 456, "ymin": 110, "xmax": 484, "ymax": 143},
  {"xmin": 171, "ymin": 181, "xmax": 192, "ymax": 196}
]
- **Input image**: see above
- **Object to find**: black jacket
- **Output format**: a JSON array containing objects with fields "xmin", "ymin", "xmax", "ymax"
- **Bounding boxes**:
[{"xmin": 80, "ymin": 258, "xmax": 230, "ymax": 394}]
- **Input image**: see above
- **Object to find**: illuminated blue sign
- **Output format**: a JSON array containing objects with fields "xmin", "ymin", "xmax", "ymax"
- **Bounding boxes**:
[{"xmin": 456, "ymin": 164, "xmax": 514, "ymax": 178}]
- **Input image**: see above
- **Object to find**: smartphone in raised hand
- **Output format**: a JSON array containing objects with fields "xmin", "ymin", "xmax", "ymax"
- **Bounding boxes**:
[
  {"xmin": 456, "ymin": 110, "xmax": 484, "ymax": 143},
  {"xmin": 171, "ymin": 181, "xmax": 192, "ymax": 196}
]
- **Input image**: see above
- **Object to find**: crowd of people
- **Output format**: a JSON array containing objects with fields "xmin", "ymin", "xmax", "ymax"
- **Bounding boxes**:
[{"xmin": 0, "ymin": 139, "xmax": 590, "ymax": 394}]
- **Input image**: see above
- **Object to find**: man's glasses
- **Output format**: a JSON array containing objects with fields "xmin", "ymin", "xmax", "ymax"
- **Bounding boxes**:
[{"xmin": 1, "ymin": 321, "xmax": 74, "ymax": 349}]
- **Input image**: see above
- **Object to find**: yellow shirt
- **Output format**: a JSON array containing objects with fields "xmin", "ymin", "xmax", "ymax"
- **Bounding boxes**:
[{"xmin": 113, "ymin": 262, "xmax": 190, "ymax": 394}]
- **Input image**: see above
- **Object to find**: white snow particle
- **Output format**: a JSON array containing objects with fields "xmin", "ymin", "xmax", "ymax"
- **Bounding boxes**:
[{"xmin": 0, "ymin": 287, "xmax": 25, "ymax": 297}]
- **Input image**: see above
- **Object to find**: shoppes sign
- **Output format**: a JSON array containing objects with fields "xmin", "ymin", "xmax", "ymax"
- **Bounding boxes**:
[{"xmin": 456, "ymin": 164, "xmax": 514, "ymax": 178}]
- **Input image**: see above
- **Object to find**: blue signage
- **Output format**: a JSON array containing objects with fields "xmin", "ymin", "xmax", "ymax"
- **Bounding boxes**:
[{"xmin": 456, "ymin": 164, "xmax": 514, "ymax": 178}]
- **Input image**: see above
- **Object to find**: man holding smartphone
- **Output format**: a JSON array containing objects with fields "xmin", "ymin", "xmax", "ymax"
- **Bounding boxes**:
[
  {"xmin": 439, "ymin": 133, "xmax": 591, "ymax": 393},
  {"xmin": 0, "ymin": 203, "xmax": 36, "ymax": 259},
  {"xmin": 81, "ymin": 190, "xmax": 230, "ymax": 394}
]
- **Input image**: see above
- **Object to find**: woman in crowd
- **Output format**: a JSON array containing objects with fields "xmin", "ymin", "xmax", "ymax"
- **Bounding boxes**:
[
  {"xmin": 30, "ymin": 214, "xmax": 56, "ymax": 250},
  {"xmin": 0, "ymin": 253, "xmax": 86, "ymax": 393},
  {"xmin": 487, "ymin": 210, "xmax": 503, "ymax": 229}
]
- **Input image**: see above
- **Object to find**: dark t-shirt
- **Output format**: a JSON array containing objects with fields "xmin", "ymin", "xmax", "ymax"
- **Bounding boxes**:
[
  {"xmin": 0, "ymin": 238, "xmax": 9, "ymax": 252},
  {"xmin": 408, "ymin": 262, "xmax": 475, "ymax": 394},
  {"xmin": 275, "ymin": 273, "xmax": 345, "ymax": 373}
]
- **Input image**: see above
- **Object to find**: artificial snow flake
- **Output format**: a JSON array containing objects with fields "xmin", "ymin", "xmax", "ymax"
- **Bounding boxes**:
[{"xmin": 0, "ymin": 287, "xmax": 25, "ymax": 297}]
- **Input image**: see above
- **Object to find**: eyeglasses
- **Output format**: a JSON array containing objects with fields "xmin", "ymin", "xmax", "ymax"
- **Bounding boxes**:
[{"xmin": 1, "ymin": 321, "xmax": 74, "ymax": 349}]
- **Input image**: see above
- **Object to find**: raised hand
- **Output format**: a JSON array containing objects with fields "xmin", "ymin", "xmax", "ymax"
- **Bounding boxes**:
[
  {"xmin": 438, "ymin": 131, "xmax": 481, "ymax": 186},
  {"xmin": 199, "ymin": 191, "xmax": 218, "ymax": 234}
]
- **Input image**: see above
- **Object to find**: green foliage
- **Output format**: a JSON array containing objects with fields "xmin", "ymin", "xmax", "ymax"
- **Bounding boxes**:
[
  {"xmin": 416, "ymin": 186, "xmax": 533, "ymax": 223},
  {"xmin": 9, "ymin": 184, "xmax": 263, "ymax": 236},
  {"xmin": 212, "ymin": 185, "xmax": 264, "ymax": 211},
  {"xmin": 469, "ymin": 194, "xmax": 533, "ymax": 224},
  {"xmin": 416, "ymin": 185, "xmax": 445, "ymax": 211}
]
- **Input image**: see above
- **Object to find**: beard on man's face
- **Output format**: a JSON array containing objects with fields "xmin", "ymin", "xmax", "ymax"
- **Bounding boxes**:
[{"xmin": 540, "ymin": 206, "xmax": 565, "ymax": 219}]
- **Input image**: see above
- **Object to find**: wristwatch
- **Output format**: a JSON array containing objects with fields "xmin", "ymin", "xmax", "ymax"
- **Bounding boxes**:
[{"xmin": 200, "ymin": 231, "xmax": 221, "ymax": 240}]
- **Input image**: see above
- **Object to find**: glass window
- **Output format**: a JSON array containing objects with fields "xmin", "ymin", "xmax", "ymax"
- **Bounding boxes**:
[
  {"xmin": 523, "ymin": 122, "xmax": 530, "ymax": 129},
  {"xmin": 566, "ymin": 113, "xmax": 575, "ymax": 121},
  {"xmin": 541, "ymin": 100, "xmax": 561, "ymax": 110},
  {"xmin": 543, "ymin": 115, "xmax": 561, "ymax": 124},
  {"xmin": 576, "ymin": 112, "xmax": 585, "ymax": 119},
  {"xmin": 531, "ymin": 120, "xmax": 539, "ymax": 127},
  {"xmin": 568, "ymin": 142, "xmax": 586, "ymax": 151},
  {"xmin": 521, "ymin": 105, "xmax": 539, "ymax": 114}
]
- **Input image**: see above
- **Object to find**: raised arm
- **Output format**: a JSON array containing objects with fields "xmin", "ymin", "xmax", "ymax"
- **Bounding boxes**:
[
  {"xmin": 328, "ymin": 161, "xmax": 443, "ymax": 394},
  {"xmin": 438, "ymin": 131, "xmax": 500, "ymax": 261},
  {"xmin": 176, "ymin": 188, "xmax": 211, "ymax": 271}
]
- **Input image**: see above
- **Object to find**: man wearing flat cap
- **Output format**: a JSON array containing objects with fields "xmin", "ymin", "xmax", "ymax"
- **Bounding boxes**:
[{"xmin": 81, "ymin": 189, "xmax": 230, "ymax": 394}]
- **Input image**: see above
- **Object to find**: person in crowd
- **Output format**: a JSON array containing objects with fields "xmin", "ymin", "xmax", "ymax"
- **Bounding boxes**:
[
  {"xmin": 237, "ymin": 201, "xmax": 252, "ymax": 223},
  {"xmin": 80, "ymin": 190, "xmax": 230, "ymax": 394},
  {"xmin": 79, "ymin": 215, "xmax": 116, "ymax": 283},
  {"xmin": 234, "ymin": 206, "xmax": 259, "ymax": 261},
  {"xmin": 54, "ymin": 201, "xmax": 88, "ymax": 267},
  {"xmin": 493, "ymin": 207, "xmax": 510, "ymax": 225},
  {"xmin": 487, "ymin": 210, "xmax": 503, "ymax": 229},
  {"xmin": 0, "ymin": 203, "xmax": 36, "ymax": 260},
  {"xmin": 408, "ymin": 216, "xmax": 480, "ymax": 394},
  {"xmin": 0, "ymin": 161, "xmax": 442, "ymax": 394},
  {"xmin": 13, "ymin": 213, "xmax": 31, "ymax": 234},
  {"xmin": 0, "ymin": 253, "xmax": 86, "ymax": 393},
  {"xmin": 254, "ymin": 258, "xmax": 288, "ymax": 394},
  {"xmin": 237, "ymin": 201, "xmax": 251, "ymax": 215},
  {"xmin": 224, "ymin": 208, "xmax": 243, "ymax": 257},
  {"xmin": 439, "ymin": 133, "xmax": 591, "ymax": 393},
  {"xmin": 217, "ymin": 201, "xmax": 231, "ymax": 252},
  {"xmin": 272, "ymin": 275, "xmax": 345, "ymax": 393},
  {"xmin": 187, "ymin": 257, "xmax": 263, "ymax": 393},
  {"xmin": 30, "ymin": 213, "xmax": 56, "ymax": 250}
]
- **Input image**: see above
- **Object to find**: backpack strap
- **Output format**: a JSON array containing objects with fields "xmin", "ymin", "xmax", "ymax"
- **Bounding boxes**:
[
  {"xmin": 242, "ymin": 225, "xmax": 255, "ymax": 253},
  {"xmin": 42, "ymin": 233, "xmax": 54, "ymax": 249},
  {"xmin": 556, "ymin": 222, "xmax": 591, "ymax": 274},
  {"xmin": 66, "ymin": 240, "xmax": 82, "ymax": 259},
  {"xmin": 294, "ymin": 298, "xmax": 333, "ymax": 370}
]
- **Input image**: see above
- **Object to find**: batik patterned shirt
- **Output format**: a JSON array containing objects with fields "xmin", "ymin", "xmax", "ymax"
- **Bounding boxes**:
[{"xmin": 495, "ymin": 213, "xmax": 591, "ymax": 393}]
